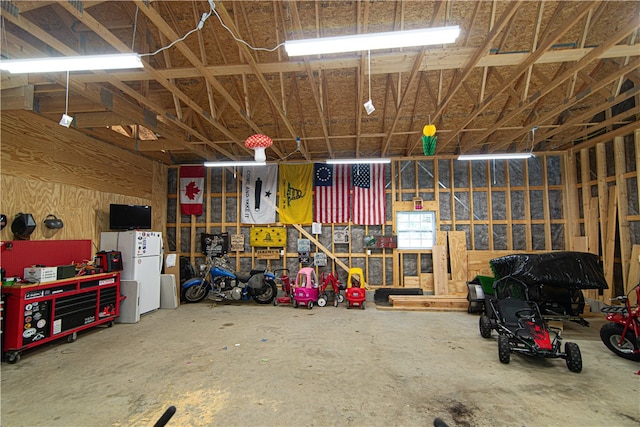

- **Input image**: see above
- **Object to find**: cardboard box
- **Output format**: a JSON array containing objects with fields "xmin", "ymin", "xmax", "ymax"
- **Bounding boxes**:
[
  {"xmin": 23, "ymin": 267, "xmax": 57, "ymax": 283},
  {"xmin": 163, "ymin": 253, "xmax": 180, "ymax": 306}
]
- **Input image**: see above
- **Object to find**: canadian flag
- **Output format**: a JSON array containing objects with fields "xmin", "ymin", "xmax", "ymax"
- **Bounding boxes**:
[{"xmin": 180, "ymin": 165, "xmax": 205, "ymax": 215}]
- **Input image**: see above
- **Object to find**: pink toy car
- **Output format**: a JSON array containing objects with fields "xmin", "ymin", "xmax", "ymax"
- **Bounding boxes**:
[{"xmin": 293, "ymin": 267, "xmax": 319, "ymax": 309}]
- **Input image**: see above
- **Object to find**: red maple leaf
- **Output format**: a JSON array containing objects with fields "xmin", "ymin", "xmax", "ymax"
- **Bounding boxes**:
[{"xmin": 185, "ymin": 181, "xmax": 201, "ymax": 200}]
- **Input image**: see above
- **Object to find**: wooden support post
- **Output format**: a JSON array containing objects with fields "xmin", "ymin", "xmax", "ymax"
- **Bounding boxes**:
[
  {"xmin": 523, "ymin": 160, "xmax": 532, "ymax": 250},
  {"xmin": 432, "ymin": 245, "xmax": 448, "ymax": 296},
  {"xmin": 596, "ymin": 143, "xmax": 609, "ymax": 257},
  {"xmin": 603, "ymin": 186, "xmax": 617, "ymax": 302},
  {"xmin": 614, "ymin": 136, "xmax": 631, "ymax": 289},
  {"xmin": 580, "ymin": 148, "xmax": 593, "ymax": 252},
  {"xmin": 636, "ymin": 129, "xmax": 640, "ymax": 214},
  {"xmin": 588, "ymin": 197, "xmax": 600, "ymax": 255},
  {"xmin": 628, "ymin": 245, "xmax": 640, "ymax": 306},
  {"xmin": 564, "ymin": 152, "xmax": 580, "ymax": 250},
  {"xmin": 542, "ymin": 156, "xmax": 552, "ymax": 250}
]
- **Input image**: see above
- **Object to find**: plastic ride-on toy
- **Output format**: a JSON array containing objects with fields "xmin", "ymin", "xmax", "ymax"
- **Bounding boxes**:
[
  {"xmin": 479, "ymin": 278, "xmax": 582, "ymax": 373},
  {"xmin": 318, "ymin": 272, "xmax": 345, "ymax": 307},
  {"xmin": 273, "ymin": 269, "xmax": 293, "ymax": 306},
  {"xmin": 293, "ymin": 267, "xmax": 319, "ymax": 309},
  {"xmin": 345, "ymin": 267, "xmax": 366, "ymax": 309}
]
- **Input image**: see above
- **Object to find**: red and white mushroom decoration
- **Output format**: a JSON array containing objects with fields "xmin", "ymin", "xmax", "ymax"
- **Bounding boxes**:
[{"xmin": 244, "ymin": 134, "xmax": 273, "ymax": 162}]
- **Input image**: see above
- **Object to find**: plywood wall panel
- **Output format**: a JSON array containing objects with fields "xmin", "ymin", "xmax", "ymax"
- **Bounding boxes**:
[
  {"xmin": 0, "ymin": 175, "xmax": 150, "ymax": 243},
  {"xmin": 1, "ymin": 111, "xmax": 153, "ymax": 199},
  {"xmin": 1, "ymin": 111, "xmax": 167, "ymax": 252},
  {"xmin": 448, "ymin": 231, "xmax": 468, "ymax": 281}
]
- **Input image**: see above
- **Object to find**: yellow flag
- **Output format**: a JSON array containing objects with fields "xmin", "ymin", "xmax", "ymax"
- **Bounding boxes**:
[{"xmin": 279, "ymin": 164, "xmax": 313, "ymax": 224}]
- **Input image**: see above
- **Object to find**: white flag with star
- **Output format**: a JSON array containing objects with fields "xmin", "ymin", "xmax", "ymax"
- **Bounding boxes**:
[{"xmin": 241, "ymin": 165, "xmax": 278, "ymax": 224}]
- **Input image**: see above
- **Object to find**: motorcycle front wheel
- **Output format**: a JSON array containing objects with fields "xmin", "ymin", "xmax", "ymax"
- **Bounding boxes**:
[
  {"xmin": 183, "ymin": 280, "xmax": 210, "ymax": 303},
  {"xmin": 600, "ymin": 322, "xmax": 640, "ymax": 361},
  {"xmin": 253, "ymin": 280, "xmax": 277, "ymax": 304}
]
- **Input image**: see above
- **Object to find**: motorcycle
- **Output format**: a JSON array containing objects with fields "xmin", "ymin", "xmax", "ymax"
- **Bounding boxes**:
[
  {"xmin": 600, "ymin": 283, "xmax": 640, "ymax": 363},
  {"xmin": 181, "ymin": 255, "xmax": 277, "ymax": 304}
]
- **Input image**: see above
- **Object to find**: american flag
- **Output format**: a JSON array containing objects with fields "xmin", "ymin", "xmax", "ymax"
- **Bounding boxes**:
[
  {"xmin": 314, "ymin": 164, "xmax": 351, "ymax": 223},
  {"xmin": 352, "ymin": 163, "xmax": 386, "ymax": 225}
]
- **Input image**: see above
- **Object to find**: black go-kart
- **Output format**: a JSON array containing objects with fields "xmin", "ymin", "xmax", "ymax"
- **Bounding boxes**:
[
  {"xmin": 487, "ymin": 252, "xmax": 609, "ymax": 326},
  {"xmin": 479, "ymin": 278, "xmax": 582, "ymax": 373}
]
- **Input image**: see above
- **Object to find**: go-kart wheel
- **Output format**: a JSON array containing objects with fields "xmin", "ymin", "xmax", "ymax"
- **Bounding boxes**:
[
  {"xmin": 317, "ymin": 297, "xmax": 327, "ymax": 307},
  {"xmin": 308, "ymin": 301, "xmax": 314, "ymax": 309},
  {"xmin": 338, "ymin": 294, "xmax": 345, "ymax": 303},
  {"xmin": 498, "ymin": 335, "xmax": 511, "ymax": 364},
  {"xmin": 479, "ymin": 315, "xmax": 492, "ymax": 339},
  {"xmin": 515, "ymin": 308, "xmax": 536, "ymax": 320},
  {"xmin": 565, "ymin": 342, "xmax": 582, "ymax": 373}
]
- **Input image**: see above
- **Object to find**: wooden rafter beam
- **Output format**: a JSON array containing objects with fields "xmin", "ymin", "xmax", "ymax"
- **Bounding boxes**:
[
  {"xmin": 430, "ymin": 1, "xmax": 524, "ymax": 125},
  {"xmin": 73, "ymin": 111, "xmax": 134, "ymax": 128},
  {"xmin": 287, "ymin": 0, "xmax": 327, "ymax": 160},
  {"xmin": 569, "ymin": 120, "xmax": 640, "ymax": 152},
  {"xmin": 538, "ymin": 85, "xmax": 640, "ymax": 144},
  {"xmin": 522, "ymin": 1, "xmax": 545, "ymax": 101},
  {"xmin": 490, "ymin": 56, "xmax": 640, "ymax": 153},
  {"xmin": 1, "ymin": 11, "xmax": 213, "ymax": 161},
  {"xmin": 456, "ymin": 6, "xmax": 638, "ymax": 154},
  {"xmin": 558, "ymin": 105, "xmax": 640, "ymax": 148},
  {"xmin": 381, "ymin": 0, "xmax": 447, "ymax": 157},
  {"xmin": 354, "ymin": 0, "xmax": 371, "ymax": 160},
  {"xmin": 381, "ymin": 50, "xmax": 426, "ymax": 156},
  {"xmin": 130, "ymin": 0, "xmax": 253, "ymax": 158},
  {"xmin": 33, "ymin": 43, "xmax": 640, "ymax": 87},
  {"xmin": 410, "ymin": 0, "xmax": 524, "ymax": 156},
  {"xmin": 214, "ymin": 2, "xmax": 289, "ymax": 159},
  {"xmin": 435, "ymin": 1, "xmax": 599, "ymax": 154}
]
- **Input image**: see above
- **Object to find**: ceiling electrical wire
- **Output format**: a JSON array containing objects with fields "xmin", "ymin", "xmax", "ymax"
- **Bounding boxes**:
[
  {"xmin": 209, "ymin": 0, "xmax": 284, "ymax": 52},
  {"xmin": 140, "ymin": 8, "xmax": 212, "ymax": 57},
  {"xmin": 131, "ymin": 5, "xmax": 139, "ymax": 51},
  {"xmin": 141, "ymin": 0, "xmax": 283, "ymax": 58}
]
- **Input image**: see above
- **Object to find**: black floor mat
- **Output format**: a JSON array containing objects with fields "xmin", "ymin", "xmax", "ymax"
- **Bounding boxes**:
[{"xmin": 374, "ymin": 288, "xmax": 424, "ymax": 305}]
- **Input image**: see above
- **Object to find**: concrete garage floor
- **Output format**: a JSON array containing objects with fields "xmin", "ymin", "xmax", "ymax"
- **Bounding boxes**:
[{"xmin": 1, "ymin": 301, "xmax": 639, "ymax": 427}]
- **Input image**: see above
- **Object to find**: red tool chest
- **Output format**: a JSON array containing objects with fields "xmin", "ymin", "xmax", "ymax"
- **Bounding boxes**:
[{"xmin": 2, "ymin": 272, "xmax": 121, "ymax": 363}]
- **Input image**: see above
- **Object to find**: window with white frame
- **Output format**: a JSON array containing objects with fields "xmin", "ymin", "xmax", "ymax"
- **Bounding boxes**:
[{"xmin": 396, "ymin": 211, "xmax": 436, "ymax": 249}]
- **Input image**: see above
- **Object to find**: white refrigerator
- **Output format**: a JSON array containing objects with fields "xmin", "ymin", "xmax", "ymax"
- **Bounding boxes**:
[{"xmin": 100, "ymin": 231, "xmax": 163, "ymax": 315}]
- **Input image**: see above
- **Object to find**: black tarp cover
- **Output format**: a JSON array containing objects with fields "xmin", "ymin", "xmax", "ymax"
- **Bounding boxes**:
[{"xmin": 490, "ymin": 252, "xmax": 608, "ymax": 290}]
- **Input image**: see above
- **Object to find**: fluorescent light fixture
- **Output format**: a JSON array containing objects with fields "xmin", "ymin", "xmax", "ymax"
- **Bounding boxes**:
[
  {"xmin": 284, "ymin": 26, "xmax": 460, "ymax": 56},
  {"xmin": 457, "ymin": 153, "xmax": 535, "ymax": 161},
  {"xmin": 0, "ymin": 53, "xmax": 143, "ymax": 74},
  {"xmin": 204, "ymin": 161, "xmax": 266, "ymax": 167},
  {"xmin": 326, "ymin": 158, "xmax": 391, "ymax": 165}
]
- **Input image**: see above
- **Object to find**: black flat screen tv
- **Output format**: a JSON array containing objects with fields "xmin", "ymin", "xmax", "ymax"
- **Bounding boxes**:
[{"xmin": 109, "ymin": 204, "xmax": 152, "ymax": 230}]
